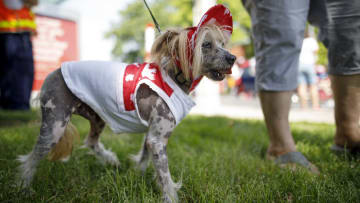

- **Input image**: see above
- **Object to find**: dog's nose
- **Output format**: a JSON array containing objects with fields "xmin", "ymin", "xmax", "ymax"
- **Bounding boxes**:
[{"xmin": 226, "ymin": 54, "xmax": 236, "ymax": 65}]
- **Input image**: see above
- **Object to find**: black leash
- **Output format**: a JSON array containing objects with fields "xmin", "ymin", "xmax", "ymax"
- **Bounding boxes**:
[{"xmin": 142, "ymin": 0, "xmax": 162, "ymax": 33}]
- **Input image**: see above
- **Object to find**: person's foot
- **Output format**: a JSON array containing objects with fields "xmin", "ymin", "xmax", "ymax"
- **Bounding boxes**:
[
  {"xmin": 266, "ymin": 151, "xmax": 319, "ymax": 174},
  {"xmin": 330, "ymin": 144, "xmax": 360, "ymax": 156}
]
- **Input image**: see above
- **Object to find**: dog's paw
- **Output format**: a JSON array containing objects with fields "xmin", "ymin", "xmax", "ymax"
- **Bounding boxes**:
[
  {"xmin": 162, "ymin": 192, "xmax": 178, "ymax": 203},
  {"xmin": 129, "ymin": 154, "xmax": 149, "ymax": 173},
  {"xmin": 14, "ymin": 172, "xmax": 33, "ymax": 190},
  {"xmin": 99, "ymin": 149, "xmax": 120, "ymax": 166},
  {"xmin": 60, "ymin": 156, "xmax": 71, "ymax": 162},
  {"xmin": 87, "ymin": 142, "xmax": 120, "ymax": 166},
  {"xmin": 159, "ymin": 179, "xmax": 181, "ymax": 203},
  {"xmin": 11, "ymin": 185, "xmax": 36, "ymax": 198}
]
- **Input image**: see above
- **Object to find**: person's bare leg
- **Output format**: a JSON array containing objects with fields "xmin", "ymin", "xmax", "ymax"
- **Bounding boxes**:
[
  {"xmin": 297, "ymin": 84, "xmax": 308, "ymax": 109},
  {"xmin": 260, "ymin": 90, "xmax": 319, "ymax": 173},
  {"xmin": 309, "ymin": 84, "xmax": 320, "ymax": 109},
  {"xmin": 330, "ymin": 75, "xmax": 360, "ymax": 149},
  {"xmin": 259, "ymin": 91, "xmax": 296, "ymax": 157}
]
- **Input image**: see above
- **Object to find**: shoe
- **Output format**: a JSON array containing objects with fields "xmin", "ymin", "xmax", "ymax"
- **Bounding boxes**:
[
  {"xmin": 330, "ymin": 144, "xmax": 360, "ymax": 156},
  {"xmin": 267, "ymin": 151, "xmax": 319, "ymax": 174}
]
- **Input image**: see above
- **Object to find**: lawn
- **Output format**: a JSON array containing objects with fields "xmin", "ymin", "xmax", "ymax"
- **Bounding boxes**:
[{"xmin": 0, "ymin": 110, "xmax": 359, "ymax": 202}]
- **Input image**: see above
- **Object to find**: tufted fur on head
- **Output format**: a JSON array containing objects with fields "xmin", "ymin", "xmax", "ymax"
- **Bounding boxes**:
[{"xmin": 150, "ymin": 24, "xmax": 230, "ymax": 81}]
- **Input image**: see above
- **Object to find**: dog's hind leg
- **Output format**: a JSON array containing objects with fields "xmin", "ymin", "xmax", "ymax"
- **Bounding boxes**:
[
  {"xmin": 17, "ymin": 69, "xmax": 78, "ymax": 187},
  {"xmin": 18, "ymin": 107, "xmax": 71, "ymax": 187},
  {"xmin": 74, "ymin": 104, "xmax": 119, "ymax": 166}
]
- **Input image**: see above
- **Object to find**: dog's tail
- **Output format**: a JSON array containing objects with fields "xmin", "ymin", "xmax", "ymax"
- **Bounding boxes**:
[{"xmin": 47, "ymin": 122, "xmax": 80, "ymax": 162}]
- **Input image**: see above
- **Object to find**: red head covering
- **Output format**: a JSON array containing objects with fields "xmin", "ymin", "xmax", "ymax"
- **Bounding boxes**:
[
  {"xmin": 187, "ymin": 4, "xmax": 233, "ymax": 57},
  {"xmin": 175, "ymin": 4, "xmax": 233, "ymax": 91}
]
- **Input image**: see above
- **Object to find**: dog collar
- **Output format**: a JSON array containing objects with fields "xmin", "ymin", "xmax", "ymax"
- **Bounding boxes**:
[{"xmin": 173, "ymin": 57, "xmax": 203, "ymax": 92}]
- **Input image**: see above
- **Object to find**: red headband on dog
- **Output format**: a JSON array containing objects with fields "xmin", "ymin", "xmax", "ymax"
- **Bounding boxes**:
[
  {"xmin": 187, "ymin": 4, "xmax": 233, "ymax": 61},
  {"xmin": 176, "ymin": 4, "xmax": 233, "ymax": 91}
]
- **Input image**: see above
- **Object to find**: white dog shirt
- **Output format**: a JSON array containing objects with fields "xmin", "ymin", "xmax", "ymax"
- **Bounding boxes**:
[{"xmin": 61, "ymin": 61, "xmax": 195, "ymax": 134}]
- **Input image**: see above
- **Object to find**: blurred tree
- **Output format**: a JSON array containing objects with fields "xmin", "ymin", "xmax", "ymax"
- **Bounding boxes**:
[
  {"xmin": 317, "ymin": 41, "xmax": 328, "ymax": 67},
  {"xmin": 312, "ymin": 27, "xmax": 329, "ymax": 67},
  {"xmin": 106, "ymin": 0, "xmax": 251, "ymax": 62},
  {"xmin": 217, "ymin": 0, "xmax": 251, "ymax": 44}
]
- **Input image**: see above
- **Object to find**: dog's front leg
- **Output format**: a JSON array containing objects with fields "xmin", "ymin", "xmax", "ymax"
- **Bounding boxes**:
[{"xmin": 146, "ymin": 98, "xmax": 180, "ymax": 203}]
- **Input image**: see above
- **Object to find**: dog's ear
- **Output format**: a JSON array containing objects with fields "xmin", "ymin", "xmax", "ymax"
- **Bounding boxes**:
[{"xmin": 151, "ymin": 29, "xmax": 179, "ymax": 57}]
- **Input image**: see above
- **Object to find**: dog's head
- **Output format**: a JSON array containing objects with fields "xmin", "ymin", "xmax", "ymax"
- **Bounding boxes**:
[
  {"xmin": 151, "ymin": 4, "xmax": 235, "ymax": 89},
  {"xmin": 191, "ymin": 25, "xmax": 236, "ymax": 81}
]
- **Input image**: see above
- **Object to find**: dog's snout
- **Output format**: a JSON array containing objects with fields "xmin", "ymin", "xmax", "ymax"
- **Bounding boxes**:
[{"xmin": 226, "ymin": 54, "xmax": 236, "ymax": 65}]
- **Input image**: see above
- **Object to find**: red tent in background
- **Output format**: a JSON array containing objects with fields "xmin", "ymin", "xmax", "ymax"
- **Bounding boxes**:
[{"xmin": 32, "ymin": 4, "xmax": 78, "ymax": 91}]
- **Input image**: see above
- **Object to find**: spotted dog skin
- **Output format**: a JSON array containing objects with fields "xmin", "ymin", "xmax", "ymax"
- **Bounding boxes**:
[
  {"xmin": 135, "ymin": 85, "xmax": 180, "ymax": 202},
  {"xmin": 17, "ymin": 28, "xmax": 236, "ymax": 203},
  {"xmin": 17, "ymin": 70, "xmax": 180, "ymax": 202},
  {"xmin": 17, "ymin": 69, "xmax": 112, "ymax": 186}
]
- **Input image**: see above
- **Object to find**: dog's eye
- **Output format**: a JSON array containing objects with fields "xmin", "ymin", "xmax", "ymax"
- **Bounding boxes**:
[{"xmin": 202, "ymin": 42, "xmax": 212, "ymax": 49}]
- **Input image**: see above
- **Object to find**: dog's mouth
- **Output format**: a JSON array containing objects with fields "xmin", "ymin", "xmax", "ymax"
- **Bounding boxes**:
[{"xmin": 208, "ymin": 68, "xmax": 232, "ymax": 81}]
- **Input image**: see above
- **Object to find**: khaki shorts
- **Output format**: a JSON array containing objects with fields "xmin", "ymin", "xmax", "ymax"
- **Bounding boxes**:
[{"xmin": 242, "ymin": 0, "xmax": 360, "ymax": 91}]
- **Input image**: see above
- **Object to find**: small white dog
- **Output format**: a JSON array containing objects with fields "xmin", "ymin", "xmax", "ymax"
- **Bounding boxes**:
[{"xmin": 18, "ymin": 4, "xmax": 235, "ymax": 202}]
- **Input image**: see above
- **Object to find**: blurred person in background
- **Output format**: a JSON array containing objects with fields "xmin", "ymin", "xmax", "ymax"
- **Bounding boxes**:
[
  {"xmin": 242, "ymin": 0, "xmax": 360, "ymax": 172},
  {"xmin": 297, "ymin": 32, "xmax": 320, "ymax": 109},
  {"xmin": 0, "ymin": 0, "xmax": 37, "ymax": 110}
]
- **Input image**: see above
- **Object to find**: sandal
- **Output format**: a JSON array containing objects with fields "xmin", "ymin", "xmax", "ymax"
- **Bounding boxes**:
[
  {"xmin": 267, "ymin": 151, "xmax": 319, "ymax": 174},
  {"xmin": 330, "ymin": 144, "xmax": 360, "ymax": 156}
]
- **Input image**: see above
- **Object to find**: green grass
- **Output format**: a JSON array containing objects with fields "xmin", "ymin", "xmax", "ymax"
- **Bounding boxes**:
[{"xmin": 0, "ymin": 110, "xmax": 359, "ymax": 202}]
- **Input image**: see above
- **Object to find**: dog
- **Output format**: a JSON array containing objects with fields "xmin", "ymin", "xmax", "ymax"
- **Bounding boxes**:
[{"xmin": 17, "ymin": 4, "xmax": 235, "ymax": 202}]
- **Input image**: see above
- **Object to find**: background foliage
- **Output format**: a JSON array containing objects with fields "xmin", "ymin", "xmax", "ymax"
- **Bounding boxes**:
[
  {"xmin": 107, "ymin": 0, "xmax": 328, "ymax": 66},
  {"xmin": 106, "ymin": 0, "xmax": 251, "ymax": 63}
]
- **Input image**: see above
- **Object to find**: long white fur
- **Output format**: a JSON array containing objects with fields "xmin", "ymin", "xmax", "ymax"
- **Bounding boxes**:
[
  {"xmin": 85, "ymin": 141, "xmax": 120, "ymax": 166},
  {"xmin": 150, "ymin": 25, "xmax": 228, "ymax": 81}
]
